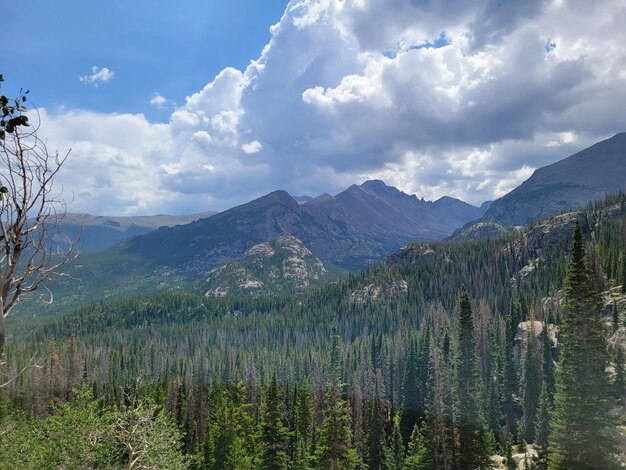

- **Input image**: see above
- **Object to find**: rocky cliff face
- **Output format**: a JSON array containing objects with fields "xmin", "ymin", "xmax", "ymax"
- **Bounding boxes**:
[
  {"xmin": 201, "ymin": 236, "xmax": 340, "ymax": 297},
  {"xmin": 449, "ymin": 220, "xmax": 511, "ymax": 241}
]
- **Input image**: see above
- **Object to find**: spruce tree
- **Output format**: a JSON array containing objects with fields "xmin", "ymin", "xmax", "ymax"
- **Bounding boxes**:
[
  {"xmin": 317, "ymin": 325, "xmax": 360, "ymax": 470},
  {"xmin": 550, "ymin": 219, "xmax": 618, "ymax": 469},
  {"xmin": 454, "ymin": 288, "xmax": 492, "ymax": 469},
  {"xmin": 260, "ymin": 374, "xmax": 290, "ymax": 470},
  {"xmin": 614, "ymin": 344, "xmax": 625, "ymax": 408},
  {"xmin": 519, "ymin": 327, "xmax": 542, "ymax": 444},
  {"xmin": 502, "ymin": 307, "xmax": 520, "ymax": 437},
  {"xmin": 540, "ymin": 324, "xmax": 555, "ymax": 401},
  {"xmin": 621, "ymin": 253, "xmax": 626, "ymax": 293},
  {"xmin": 292, "ymin": 383, "xmax": 314, "ymax": 469},
  {"xmin": 508, "ymin": 300, "xmax": 522, "ymax": 344},
  {"xmin": 400, "ymin": 338, "xmax": 420, "ymax": 444},
  {"xmin": 383, "ymin": 415, "xmax": 405, "ymax": 470},
  {"xmin": 504, "ymin": 434, "xmax": 516, "ymax": 470},
  {"xmin": 368, "ymin": 378, "xmax": 385, "ymax": 470},
  {"xmin": 534, "ymin": 382, "xmax": 550, "ymax": 470},
  {"xmin": 402, "ymin": 423, "xmax": 433, "ymax": 470}
]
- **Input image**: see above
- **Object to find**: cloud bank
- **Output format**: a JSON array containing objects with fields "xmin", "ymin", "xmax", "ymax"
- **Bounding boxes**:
[{"xmin": 42, "ymin": 0, "xmax": 626, "ymax": 214}]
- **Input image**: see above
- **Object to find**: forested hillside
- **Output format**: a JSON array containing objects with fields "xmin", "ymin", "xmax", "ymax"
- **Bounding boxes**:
[{"xmin": 1, "ymin": 193, "xmax": 624, "ymax": 468}]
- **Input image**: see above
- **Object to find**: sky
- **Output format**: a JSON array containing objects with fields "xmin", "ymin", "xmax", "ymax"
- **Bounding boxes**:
[{"xmin": 2, "ymin": 0, "xmax": 626, "ymax": 215}]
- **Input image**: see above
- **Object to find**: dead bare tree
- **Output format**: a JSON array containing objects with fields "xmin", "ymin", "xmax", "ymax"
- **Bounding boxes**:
[{"xmin": 0, "ymin": 75, "xmax": 76, "ymax": 371}]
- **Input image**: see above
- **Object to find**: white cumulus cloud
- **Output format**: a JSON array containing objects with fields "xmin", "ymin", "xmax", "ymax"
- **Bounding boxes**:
[
  {"xmin": 39, "ymin": 0, "xmax": 626, "ymax": 214},
  {"xmin": 79, "ymin": 66, "xmax": 115, "ymax": 87},
  {"xmin": 241, "ymin": 140, "xmax": 262, "ymax": 154},
  {"xmin": 150, "ymin": 92, "xmax": 170, "ymax": 108}
]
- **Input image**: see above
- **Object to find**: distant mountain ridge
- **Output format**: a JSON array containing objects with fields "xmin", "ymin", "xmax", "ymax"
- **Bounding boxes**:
[
  {"xmin": 119, "ymin": 180, "xmax": 482, "ymax": 271},
  {"xmin": 483, "ymin": 132, "xmax": 626, "ymax": 226},
  {"xmin": 53, "ymin": 211, "xmax": 217, "ymax": 253}
]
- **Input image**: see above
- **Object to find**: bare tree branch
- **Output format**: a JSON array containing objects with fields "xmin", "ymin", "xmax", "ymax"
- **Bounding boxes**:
[{"xmin": 0, "ymin": 95, "xmax": 75, "ymax": 382}]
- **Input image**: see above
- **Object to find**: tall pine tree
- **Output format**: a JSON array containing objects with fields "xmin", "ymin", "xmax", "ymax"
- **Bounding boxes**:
[
  {"xmin": 534, "ymin": 382, "xmax": 550, "ymax": 470},
  {"xmin": 454, "ymin": 288, "xmax": 492, "ymax": 469},
  {"xmin": 502, "ymin": 305, "xmax": 520, "ymax": 438},
  {"xmin": 260, "ymin": 373, "xmax": 290, "ymax": 470},
  {"xmin": 550, "ymin": 219, "xmax": 618, "ymax": 469},
  {"xmin": 519, "ymin": 325, "xmax": 542, "ymax": 444},
  {"xmin": 400, "ymin": 338, "xmax": 420, "ymax": 444},
  {"xmin": 317, "ymin": 325, "xmax": 361, "ymax": 470}
]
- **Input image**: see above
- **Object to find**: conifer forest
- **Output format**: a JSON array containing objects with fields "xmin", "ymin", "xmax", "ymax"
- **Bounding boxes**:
[{"xmin": 1, "ymin": 193, "xmax": 625, "ymax": 469}]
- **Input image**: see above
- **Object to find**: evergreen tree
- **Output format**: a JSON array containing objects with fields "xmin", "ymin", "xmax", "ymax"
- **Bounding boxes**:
[
  {"xmin": 368, "ymin": 378, "xmax": 385, "ymax": 470},
  {"xmin": 260, "ymin": 374, "xmax": 290, "ymax": 470},
  {"xmin": 46, "ymin": 341, "xmax": 65, "ymax": 405},
  {"xmin": 291, "ymin": 383, "xmax": 314, "ymax": 469},
  {"xmin": 502, "ymin": 308, "xmax": 520, "ymax": 437},
  {"xmin": 402, "ymin": 424, "xmax": 433, "ymax": 470},
  {"xmin": 317, "ymin": 325, "xmax": 360, "ymax": 470},
  {"xmin": 508, "ymin": 300, "xmax": 522, "ymax": 344},
  {"xmin": 485, "ymin": 320, "xmax": 503, "ymax": 439},
  {"xmin": 425, "ymin": 326, "xmax": 455, "ymax": 470},
  {"xmin": 207, "ymin": 385, "xmax": 259, "ymax": 470},
  {"xmin": 534, "ymin": 383, "xmax": 550, "ymax": 470},
  {"xmin": 550, "ymin": 219, "xmax": 618, "ymax": 469},
  {"xmin": 540, "ymin": 324, "xmax": 555, "ymax": 401},
  {"xmin": 400, "ymin": 339, "xmax": 420, "ymax": 444},
  {"xmin": 614, "ymin": 344, "xmax": 625, "ymax": 408},
  {"xmin": 383, "ymin": 415, "xmax": 405, "ymax": 470},
  {"xmin": 454, "ymin": 288, "xmax": 492, "ymax": 469},
  {"xmin": 504, "ymin": 434, "xmax": 516, "ymax": 470},
  {"xmin": 621, "ymin": 253, "xmax": 626, "ymax": 293},
  {"xmin": 519, "ymin": 327, "xmax": 542, "ymax": 444}
]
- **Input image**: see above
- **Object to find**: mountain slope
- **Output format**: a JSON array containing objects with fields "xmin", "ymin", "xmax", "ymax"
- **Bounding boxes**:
[
  {"xmin": 483, "ymin": 132, "xmax": 626, "ymax": 225},
  {"xmin": 200, "ymin": 236, "xmax": 341, "ymax": 297},
  {"xmin": 120, "ymin": 180, "xmax": 482, "ymax": 272}
]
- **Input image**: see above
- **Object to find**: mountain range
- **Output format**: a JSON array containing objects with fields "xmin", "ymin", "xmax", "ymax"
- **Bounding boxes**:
[
  {"xmin": 118, "ymin": 179, "xmax": 483, "ymax": 272},
  {"xmin": 32, "ymin": 131, "xmax": 626, "ymax": 314}
]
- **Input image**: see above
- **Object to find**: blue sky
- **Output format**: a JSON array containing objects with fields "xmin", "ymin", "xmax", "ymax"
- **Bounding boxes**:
[
  {"xmin": 3, "ymin": 0, "xmax": 288, "ymax": 120},
  {"xmin": 2, "ymin": 0, "xmax": 626, "ymax": 216}
]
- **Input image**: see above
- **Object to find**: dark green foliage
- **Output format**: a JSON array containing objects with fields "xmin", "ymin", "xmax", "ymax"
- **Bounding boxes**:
[
  {"xmin": 519, "ymin": 327, "xmax": 542, "ymax": 443},
  {"xmin": 504, "ymin": 434, "xmax": 516, "ymax": 470},
  {"xmin": 400, "ymin": 338, "xmax": 420, "ymax": 443},
  {"xmin": 382, "ymin": 415, "xmax": 404, "ymax": 470},
  {"xmin": 368, "ymin": 379, "xmax": 385, "ymax": 470},
  {"xmin": 502, "ymin": 309, "xmax": 520, "ymax": 437},
  {"xmin": 291, "ymin": 384, "xmax": 314, "ymax": 469},
  {"xmin": 261, "ymin": 374, "xmax": 290, "ymax": 469},
  {"xmin": 540, "ymin": 324, "xmax": 555, "ymax": 400},
  {"xmin": 614, "ymin": 344, "xmax": 625, "ymax": 407},
  {"xmin": 0, "ymin": 73, "xmax": 29, "ymax": 142},
  {"xmin": 454, "ymin": 288, "xmax": 492, "ymax": 469},
  {"xmin": 534, "ymin": 383, "xmax": 550, "ymax": 470},
  {"xmin": 316, "ymin": 327, "xmax": 361, "ymax": 470},
  {"xmin": 550, "ymin": 219, "xmax": 618, "ymax": 469},
  {"xmin": 205, "ymin": 385, "xmax": 259, "ymax": 470},
  {"xmin": 403, "ymin": 423, "xmax": 434, "ymax": 470}
]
